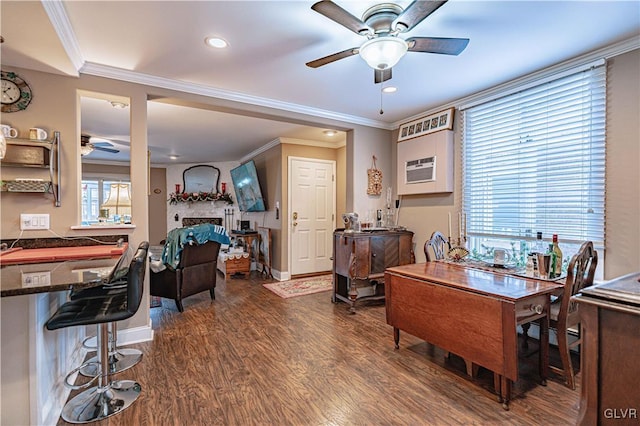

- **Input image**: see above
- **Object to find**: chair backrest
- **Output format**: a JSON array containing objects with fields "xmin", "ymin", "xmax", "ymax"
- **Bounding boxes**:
[
  {"xmin": 559, "ymin": 241, "xmax": 598, "ymax": 325},
  {"xmin": 178, "ymin": 240, "xmax": 221, "ymax": 268},
  {"xmin": 126, "ymin": 242, "xmax": 149, "ymax": 316},
  {"xmin": 424, "ymin": 231, "xmax": 450, "ymax": 262}
]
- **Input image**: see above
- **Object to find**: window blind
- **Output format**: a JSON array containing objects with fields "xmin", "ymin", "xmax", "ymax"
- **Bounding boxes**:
[{"xmin": 462, "ymin": 65, "xmax": 606, "ymax": 246}]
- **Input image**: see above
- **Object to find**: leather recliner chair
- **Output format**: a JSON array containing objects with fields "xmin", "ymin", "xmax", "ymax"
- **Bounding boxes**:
[{"xmin": 150, "ymin": 240, "xmax": 221, "ymax": 312}]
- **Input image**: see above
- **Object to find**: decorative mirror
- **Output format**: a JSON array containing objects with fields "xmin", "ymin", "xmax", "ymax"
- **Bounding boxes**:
[{"xmin": 183, "ymin": 165, "xmax": 220, "ymax": 194}]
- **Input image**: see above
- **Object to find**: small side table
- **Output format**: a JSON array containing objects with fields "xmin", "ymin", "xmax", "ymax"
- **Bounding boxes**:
[
  {"xmin": 230, "ymin": 231, "xmax": 259, "ymax": 265},
  {"xmin": 217, "ymin": 252, "xmax": 250, "ymax": 277}
]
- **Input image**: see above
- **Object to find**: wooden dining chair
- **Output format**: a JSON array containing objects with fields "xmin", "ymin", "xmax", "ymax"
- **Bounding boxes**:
[
  {"xmin": 549, "ymin": 240, "xmax": 598, "ymax": 389},
  {"xmin": 424, "ymin": 231, "xmax": 450, "ymax": 262}
]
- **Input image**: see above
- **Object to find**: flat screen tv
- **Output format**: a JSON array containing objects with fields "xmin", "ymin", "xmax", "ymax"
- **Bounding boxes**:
[{"xmin": 230, "ymin": 160, "xmax": 266, "ymax": 212}]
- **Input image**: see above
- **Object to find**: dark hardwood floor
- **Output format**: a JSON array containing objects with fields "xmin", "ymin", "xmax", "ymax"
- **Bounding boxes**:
[{"xmin": 59, "ymin": 272, "xmax": 580, "ymax": 425}]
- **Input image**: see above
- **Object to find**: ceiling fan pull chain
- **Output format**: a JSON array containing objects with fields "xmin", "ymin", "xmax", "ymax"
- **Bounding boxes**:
[{"xmin": 379, "ymin": 85, "xmax": 384, "ymax": 115}]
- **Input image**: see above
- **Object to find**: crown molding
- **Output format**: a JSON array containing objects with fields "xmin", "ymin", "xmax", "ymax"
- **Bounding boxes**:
[
  {"xmin": 278, "ymin": 137, "xmax": 346, "ymax": 149},
  {"xmin": 42, "ymin": 0, "xmax": 84, "ymax": 74},
  {"xmin": 80, "ymin": 62, "xmax": 393, "ymax": 131},
  {"xmin": 392, "ymin": 36, "xmax": 640, "ymax": 128},
  {"xmin": 239, "ymin": 138, "xmax": 282, "ymax": 164},
  {"xmin": 239, "ymin": 135, "xmax": 346, "ymax": 163}
]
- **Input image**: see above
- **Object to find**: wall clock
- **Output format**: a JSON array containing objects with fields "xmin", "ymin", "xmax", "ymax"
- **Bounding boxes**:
[{"xmin": 1, "ymin": 70, "xmax": 33, "ymax": 113}]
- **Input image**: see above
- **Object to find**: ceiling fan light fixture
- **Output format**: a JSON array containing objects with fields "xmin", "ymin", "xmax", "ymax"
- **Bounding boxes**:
[
  {"xmin": 359, "ymin": 36, "xmax": 408, "ymax": 70},
  {"xmin": 80, "ymin": 145, "xmax": 94, "ymax": 156}
]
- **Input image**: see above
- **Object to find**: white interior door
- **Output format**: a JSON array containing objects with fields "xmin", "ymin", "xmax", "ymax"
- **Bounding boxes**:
[{"xmin": 289, "ymin": 157, "xmax": 335, "ymax": 276}]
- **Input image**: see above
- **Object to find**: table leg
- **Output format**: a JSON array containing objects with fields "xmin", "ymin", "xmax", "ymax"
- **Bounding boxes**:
[
  {"xmin": 521, "ymin": 322, "xmax": 531, "ymax": 349},
  {"xmin": 501, "ymin": 376, "xmax": 511, "ymax": 410},
  {"xmin": 540, "ymin": 306, "xmax": 550, "ymax": 386},
  {"xmin": 493, "ymin": 373, "xmax": 502, "ymax": 402},
  {"xmin": 394, "ymin": 327, "xmax": 400, "ymax": 349},
  {"xmin": 347, "ymin": 277, "xmax": 357, "ymax": 314}
]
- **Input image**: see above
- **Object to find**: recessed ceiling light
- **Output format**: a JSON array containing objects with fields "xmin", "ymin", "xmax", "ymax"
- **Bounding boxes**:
[
  {"xmin": 323, "ymin": 130, "xmax": 337, "ymax": 137},
  {"xmin": 169, "ymin": 155, "xmax": 180, "ymax": 160},
  {"xmin": 109, "ymin": 101, "xmax": 129, "ymax": 108},
  {"xmin": 382, "ymin": 86, "xmax": 397, "ymax": 93},
  {"xmin": 205, "ymin": 37, "xmax": 228, "ymax": 49}
]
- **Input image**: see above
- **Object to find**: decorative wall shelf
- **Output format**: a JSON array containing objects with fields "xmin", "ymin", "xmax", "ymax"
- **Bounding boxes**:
[{"xmin": 1, "ymin": 132, "xmax": 61, "ymax": 206}]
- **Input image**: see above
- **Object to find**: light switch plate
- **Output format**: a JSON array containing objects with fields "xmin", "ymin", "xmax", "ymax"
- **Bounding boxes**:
[{"xmin": 20, "ymin": 214, "xmax": 50, "ymax": 230}]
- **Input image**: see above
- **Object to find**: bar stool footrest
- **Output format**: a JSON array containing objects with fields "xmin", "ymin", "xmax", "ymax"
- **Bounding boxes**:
[
  {"xmin": 80, "ymin": 348, "xmax": 143, "ymax": 377},
  {"xmin": 65, "ymin": 362, "xmax": 100, "ymax": 390}
]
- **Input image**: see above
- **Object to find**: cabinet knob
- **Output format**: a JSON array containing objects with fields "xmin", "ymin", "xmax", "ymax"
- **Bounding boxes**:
[
  {"xmin": 372, "ymin": 253, "xmax": 377, "ymax": 257},
  {"xmin": 528, "ymin": 304, "xmax": 543, "ymax": 314}
]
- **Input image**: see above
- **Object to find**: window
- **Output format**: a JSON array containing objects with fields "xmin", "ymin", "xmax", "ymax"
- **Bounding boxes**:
[
  {"xmin": 461, "ymin": 64, "xmax": 606, "ymax": 265},
  {"xmin": 81, "ymin": 179, "xmax": 131, "ymax": 225}
]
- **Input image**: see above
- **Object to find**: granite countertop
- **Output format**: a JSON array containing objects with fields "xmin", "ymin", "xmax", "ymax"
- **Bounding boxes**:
[{"xmin": 1, "ymin": 256, "xmax": 123, "ymax": 297}]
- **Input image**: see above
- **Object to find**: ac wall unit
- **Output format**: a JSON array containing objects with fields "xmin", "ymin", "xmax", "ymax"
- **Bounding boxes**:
[
  {"xmin": 397, "ymin": 130, "xmax": 453, "ymax": 194},
  {"xmin": 406, "ymin": 156, "xmax": 435, "ymax": 184}
]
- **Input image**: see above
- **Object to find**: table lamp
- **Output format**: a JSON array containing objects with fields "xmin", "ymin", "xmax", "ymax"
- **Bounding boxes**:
[{"xmin": 101, "ymin": 183, "xmax": 132, "ymax": 223}]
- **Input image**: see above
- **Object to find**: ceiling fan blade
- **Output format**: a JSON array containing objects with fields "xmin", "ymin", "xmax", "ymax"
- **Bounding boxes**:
[
  {"xmin": 374, "ymin": 68, "xmax": 392, "ymax": 84},
  {"xmin": 407, "ymin": 37, "xmax": 469, "ymax": 55},
  {"xmin": 91, "ymin": 141, "xmax": 115, "ymax": 147},
  {"xmin": 394, "ymin": 0, "xmax": 448, "ymax": 32},
  {"xmin": 92, "ymin": 145, "xmax": 120, "ymax": 154},
  {"xmin": 311, "ymin": 0, "xmax": 372, "ymax": 35},
  {"xmin": 306, "ymin": 48, "xmax": 359, "ymax": 68}
]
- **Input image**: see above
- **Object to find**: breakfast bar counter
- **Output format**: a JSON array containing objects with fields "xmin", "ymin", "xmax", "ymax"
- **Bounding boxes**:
[{"xmin": 0, "ymin": 244, "xmax": 128, "ymax": 297}]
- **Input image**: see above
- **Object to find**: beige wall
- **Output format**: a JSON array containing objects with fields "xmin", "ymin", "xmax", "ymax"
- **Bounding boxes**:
[
  {"xmin": 604, "ymin": 50, "xmax": 640, "ymax": 277},
  {"xmin": 149, "ymin": 167, "xmax": 167, "ymax": 245},
  {"xmin": 393, "ymin": 49, "xmax": 640, "ymax": 279}
]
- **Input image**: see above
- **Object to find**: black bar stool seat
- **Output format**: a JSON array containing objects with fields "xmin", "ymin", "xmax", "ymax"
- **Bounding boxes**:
[{"xmin": 46, "ymin": 242, "xmax": 148, "ymax": 424}]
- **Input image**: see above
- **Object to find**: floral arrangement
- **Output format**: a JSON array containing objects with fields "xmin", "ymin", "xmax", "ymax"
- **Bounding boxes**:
[{"xmin": 168, "ymin": 191, "xmax": 233, "ymax": 205}]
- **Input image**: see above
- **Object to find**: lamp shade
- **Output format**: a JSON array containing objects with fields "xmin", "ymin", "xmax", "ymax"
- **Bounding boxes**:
[
  {"xmin": 101, "ymin": 183, "xmax": 132, "ymax": 216},
  {"xmin": 359, "ymin": 36, "xmax": 408, "ymax": 70}
]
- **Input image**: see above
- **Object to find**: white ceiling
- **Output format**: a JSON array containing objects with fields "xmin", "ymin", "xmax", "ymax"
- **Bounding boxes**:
[{"xmin": 2, "ymin": 1, "xmax": 639, "ymax": 163}]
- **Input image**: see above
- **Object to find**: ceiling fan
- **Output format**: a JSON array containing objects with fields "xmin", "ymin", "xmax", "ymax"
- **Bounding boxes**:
[
  {"xmin": 306, "ymin": 0, "xmax": 469, "ymax": 83},
  {"xmin": 80, "ymin": 134, "xmax": 120, "ymax": 156}
]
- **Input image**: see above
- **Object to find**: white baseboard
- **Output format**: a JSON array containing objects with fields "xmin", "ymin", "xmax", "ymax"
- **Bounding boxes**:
[{"xmin": 273, "ymin": 269, "xmax": 288, "ymax": 281}]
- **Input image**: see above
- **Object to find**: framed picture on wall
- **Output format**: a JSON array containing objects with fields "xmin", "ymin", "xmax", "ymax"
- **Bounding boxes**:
[{"xmin": 397, "ymin": 107, "xmax": 455, "ymax": 142}]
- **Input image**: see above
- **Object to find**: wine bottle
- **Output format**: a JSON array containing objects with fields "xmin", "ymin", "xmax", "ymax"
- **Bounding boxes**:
[
  {"xmin": 552, "ymin": 234, "xmax": 563, "ymax": 277},
  {"xmin": 547, "ymin": 243, "xmax": 557, "ymax": 279},
  {"xmin": 535, "ymin": 231, "xmax": 545, "ymax": 253}
]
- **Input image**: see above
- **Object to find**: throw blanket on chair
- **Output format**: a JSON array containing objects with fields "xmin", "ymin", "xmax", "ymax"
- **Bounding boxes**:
[{"xmin": 161, "ymin": 223, "xmax": 230, "ymax": 269}]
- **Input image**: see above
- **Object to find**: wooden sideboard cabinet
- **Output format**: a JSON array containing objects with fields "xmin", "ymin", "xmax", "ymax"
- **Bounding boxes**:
[
  {"xmin": 333, "ymin": 229, "xmax": 414, "ymax": 313},
  {"xmin": 573, "ymin": 272, "xmax": 640, "ymax": 426}
]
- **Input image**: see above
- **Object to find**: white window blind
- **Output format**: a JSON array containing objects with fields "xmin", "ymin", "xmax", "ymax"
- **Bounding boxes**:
[{"xmin": 462, "ymin": 65, "xmax": 606, "ymax": 246}]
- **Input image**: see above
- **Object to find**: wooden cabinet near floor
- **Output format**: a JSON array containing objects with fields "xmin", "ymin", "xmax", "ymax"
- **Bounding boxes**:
[
  {"xmin": 333, "ymin": 229, "xmax": 414, "ymax": 313},
  {"xmin": 574, "ymin": 271, "xmax": 640, "ymax": 426}
]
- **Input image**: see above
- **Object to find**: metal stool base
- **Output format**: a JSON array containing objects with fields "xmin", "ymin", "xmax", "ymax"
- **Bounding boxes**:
[
  {"xmin": 61, "ymin": 380, "xmax": 141, "ymax": 424},
  {"xmin": 80, "ymin": 348, "xmax": 143, "ymax": 377}
]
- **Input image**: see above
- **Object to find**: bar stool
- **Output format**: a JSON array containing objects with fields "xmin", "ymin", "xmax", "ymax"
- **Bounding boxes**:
[
  {"xmin": 71, "ymin": 242, "xmax": 149, "ymax": 377},
  {"xmin": 45, "ymin": 243, "xmax": 148, "ymax": 423}
]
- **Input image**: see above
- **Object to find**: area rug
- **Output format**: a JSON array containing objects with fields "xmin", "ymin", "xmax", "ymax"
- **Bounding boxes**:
[{"xmin": 263, "ymin": 274, "xmax": 333, "ymax": 299}]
